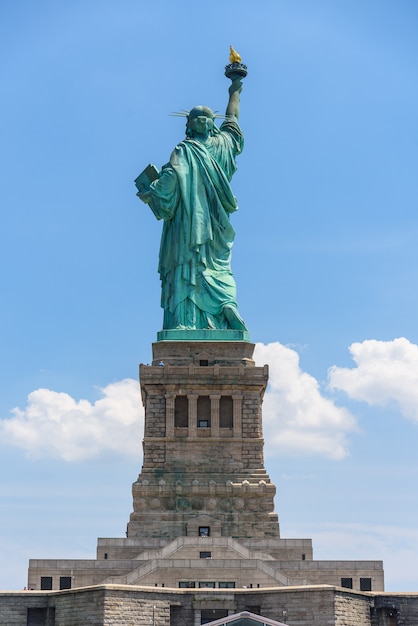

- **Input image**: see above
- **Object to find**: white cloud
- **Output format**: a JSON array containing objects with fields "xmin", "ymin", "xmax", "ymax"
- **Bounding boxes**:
[
  {"xmin": 328, "ymin": 337, "xmax": 418, "ymax": 422},
  {"xmin": 254, "ymin": 342, "xmax": 357, "ymax": 460},
  {"xmin": 0, "ymin": 379, "xmax": 143, "ymax": 461}
]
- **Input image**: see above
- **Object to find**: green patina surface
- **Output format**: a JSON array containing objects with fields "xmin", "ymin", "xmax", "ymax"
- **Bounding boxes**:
[
  {"xmin": 157, "ymin": 329, "xmax": 251, "ymax": 342},
  {"xmin": 137, "ymin": 73, "xmax": 248, "ymax": 339}
]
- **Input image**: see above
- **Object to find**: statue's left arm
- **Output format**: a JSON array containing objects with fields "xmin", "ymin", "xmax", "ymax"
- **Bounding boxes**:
[
  {"xmin": 225, "ymin": 79, "xmax": 242, "ymax": 121},
  {"xmin": 137, "ymin": 164, "xmax": 180, "ymax": 221}
]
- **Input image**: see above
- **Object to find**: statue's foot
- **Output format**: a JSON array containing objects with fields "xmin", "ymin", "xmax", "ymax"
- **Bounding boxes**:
[{"xmin": 223, "ymin": 305, "xmax": 247, "ymax": 331}]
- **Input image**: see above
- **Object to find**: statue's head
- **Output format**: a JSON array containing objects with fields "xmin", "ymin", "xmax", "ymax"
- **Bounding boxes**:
[{"xmin": 186, "ymin": 106, "xmax": 215, "ymax": 138}]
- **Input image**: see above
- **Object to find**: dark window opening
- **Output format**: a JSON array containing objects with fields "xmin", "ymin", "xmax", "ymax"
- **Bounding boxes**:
[
  {"xmin": 197, "ymin": 396, "xmax": 211, "ymax": 427},
  {"xmin": 199, "ymin": 581, "xmax": 216, "ymax": 588},
  {"xmin": 199, "ymin": 526, "xmax": 210, "ymax": 537},
  {"xmin": 374, "ymin": 607, "xmax": 398, "ymax": 626},
  {"xmin": 59, "ymin": 576, "xmax": 71, "ymax": 590},
  {"xmin": 201, "ymin": 609, "xmax": 229, "ymax": 624},
  {"xmin": 27, "ymin": 607, "xmax": 55, "ymax": 625},
  {"xmin": 220, "ymin": 396, "xmax": 233, "ymax": 428},
  {"xmin": 104, "ymin": 553, "xmax": 108, "ymax": 560},
  {"xmin": 200, "ymin": 551, "xmax": 212, "ymax": 558},
  {"xmin": 218, "ymin": 581, "xmax": 236, "ymax": 588},
  {"xmin": 198, "ymin": 420, "xmax": 209, "ymax": 428},
  {"xmin": 341, "ymin": 577, "xmax": 353, "ymax": 589},
  {"xmin": 245, "ymin": 606, "xmax": 261, "ymax": 615},
  {"xmin": 178, "ymin": 581, "xmax": 195, "ymax": 588},
  {"xmin": 360, "ymin": 577, "xmax": 372, "ymax": 591},
  {"xmin": 27, "ymin": 608, "xmax": 47, "ymax": 626},
  {"xmin": 170, "ymin": 607, "xmax": 182, "ymax": 626},
  {"xmin": 199, "ymin": 360, "xmax": 209, "ymax": 366},
  {"xmin": 175, "ymin": 395, "xmax": 188, "ymax": 428},
  {"xmin": 302, "ymin": 553, "xmax": 306, "ymax": 560},
  {"xmin": 40, "ymin": 576, "xmax": 52, "ymax": 590}
]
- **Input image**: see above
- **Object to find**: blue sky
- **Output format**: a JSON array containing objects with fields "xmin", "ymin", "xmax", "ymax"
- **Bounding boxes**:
[{"xmin": 1, "ymin": 0, "xmax": 418, "ymax": 591}]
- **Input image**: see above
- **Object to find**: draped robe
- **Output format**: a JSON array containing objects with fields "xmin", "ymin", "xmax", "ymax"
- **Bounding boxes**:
[{"xmin": 144, "ymin": 119, "xmax": 246, "ymax": 330}]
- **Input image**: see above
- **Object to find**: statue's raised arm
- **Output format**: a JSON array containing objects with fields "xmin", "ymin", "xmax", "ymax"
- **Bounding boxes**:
[
  {"xmin": 136, "ymin": 48, "xmax": 248, "ymax": 334},
  {"xmin": 226, "ymin": 79, "xmax": 242, "ymax": 121}
]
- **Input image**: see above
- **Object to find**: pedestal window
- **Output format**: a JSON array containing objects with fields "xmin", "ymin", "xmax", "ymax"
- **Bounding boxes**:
[
  {"xmin": 174, "ymin": 395, "xmax": 188, "ymax": 427},
  {"xmin": 197, "ymin": 396, "xmax": 211, "ymax": 427},
  {"xmin": 220, "ymin": 396, "xmax": 233, "ymax": 428}
]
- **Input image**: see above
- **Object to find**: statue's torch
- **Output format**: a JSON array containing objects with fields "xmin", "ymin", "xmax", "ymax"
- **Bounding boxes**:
[{"xmin": 224, "ymin": 45, "xmax": 248, "ymax": 82}]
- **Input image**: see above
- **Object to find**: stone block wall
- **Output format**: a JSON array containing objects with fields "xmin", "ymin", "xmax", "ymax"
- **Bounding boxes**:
[
  {"xmin": 237, "ymin": 588, "xmax": 337, "ymax": 625},
  {"xmin": 276, "ymin": 560, "xmax": 385, "ymax": 592},
  {"xmin": 3, "ymin": 586, "xmax": 418, "ymax": 626},
  {"xmin": 335, "ymin": 592, "xmax": 372, "ymax": 626},
  {"xmin": 0, "ymin": 592, "xmax": 50, "ymax": 625},
  {"xmin": 0, "ymin": 588, "xmax": 170, "ymax": 626},
  {"xmin": 144, "ymin": 393, "xmax": 166, "ymax": 439},
  {"xmin": 372, "ymin": 593, "xmax": 418, "ymax": 626}
]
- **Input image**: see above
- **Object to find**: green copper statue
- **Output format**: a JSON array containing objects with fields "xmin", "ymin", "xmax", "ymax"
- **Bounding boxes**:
[{"xmin": 136, "ymin": 48, "xmax": 248, "ymax": 332}]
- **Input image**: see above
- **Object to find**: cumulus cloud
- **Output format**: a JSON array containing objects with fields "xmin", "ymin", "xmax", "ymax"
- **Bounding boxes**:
[
  {"xmin": 0, "ymin": 379, "xmax": 143, "ymax": 461},
  {"xmin": 328, "ymin": 337, "xmax": 418, "ymax": 422},
  {"xmin": 254, "ymin": 342, "xmax": 357, "ymax": 459}
]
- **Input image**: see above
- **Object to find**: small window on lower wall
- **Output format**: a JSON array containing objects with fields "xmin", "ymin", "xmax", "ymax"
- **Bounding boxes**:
[
  {"xmin": 218, "ymin": 581, "xmax": 236, "ymax": 588},
  {"xmin": 178, "ymin": 581, "xmax": 195, "ymax": 588},
  {"xmin": 360, "ymin": 577, "xmax": 372, "ymax": 591},
  {"xmin": 201, "ymin": 609, "xmax": 229, "ymax": 624},
  {"xmin": 199, "ymin": 581, "xmax": 216, "ymax": 588},
  {"xmin": 27, "ymin": 607, "xmax": 47, "ymax": 625},
  {"xmin": 40, "ymin": 576, "xmax": 52, "ymax": 590},
  {"xmin": 27, "ymin": 607, "xmax": 55, "ymax": 625},
  {"xmin": 200, "ymin": 551, "xmax": 212, "ymax": 558},
  {"xmin": 59, "ymin": 576, "xmax": 72, "ymax": 590},
  {"xmin": 199, "ymin": 526, "xmax": 210, "ymax": 537},
  {"xmin": 245, "ymin": 606, "xmax": 261, "ymax": 615},
  {"xmin": 341, "ymin": 577, "xmax": 353, "ymax": 589}
]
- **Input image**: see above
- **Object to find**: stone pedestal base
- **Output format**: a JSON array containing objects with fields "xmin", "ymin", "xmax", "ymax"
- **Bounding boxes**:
[{"xmin": 127, "ymin": 340, "xmax": 279, "ymax": 541}]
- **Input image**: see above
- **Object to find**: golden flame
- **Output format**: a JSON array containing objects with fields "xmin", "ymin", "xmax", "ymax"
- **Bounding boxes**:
[{"xmin": 229, "ymin": 45, "xmax": 242, "ymax": 63}]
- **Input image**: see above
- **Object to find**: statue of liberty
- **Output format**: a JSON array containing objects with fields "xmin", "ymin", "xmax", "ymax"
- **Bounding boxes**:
[{"xmin": 136, "ymin": 49, "xmax": 248, "ymax": 332}]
